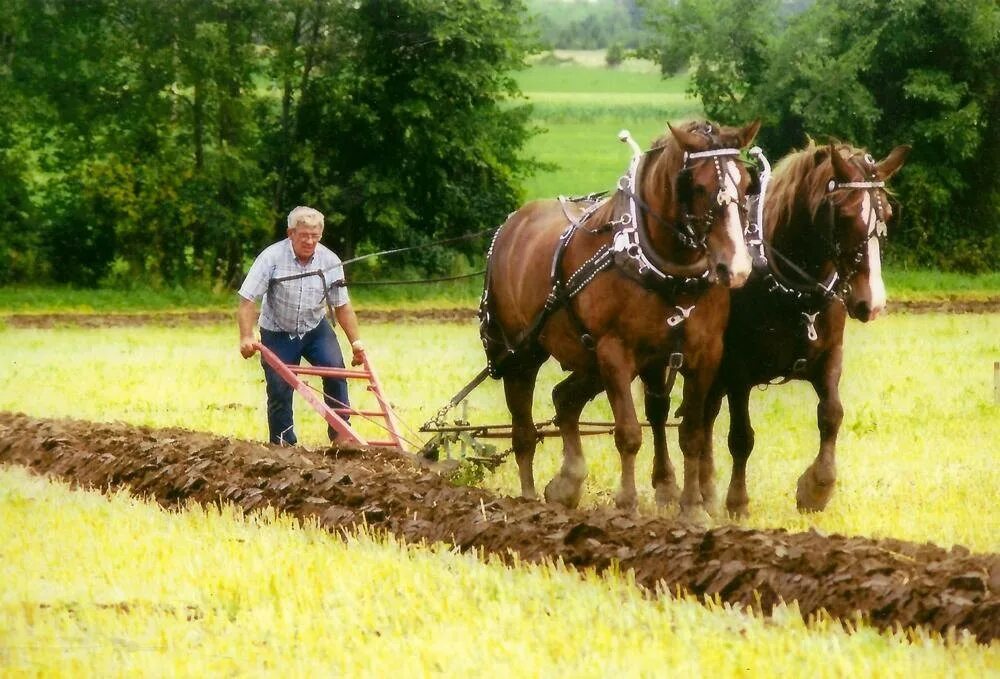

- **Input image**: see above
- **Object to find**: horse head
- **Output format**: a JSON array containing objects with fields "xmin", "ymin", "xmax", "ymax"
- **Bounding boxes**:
[
  {"xmin": 825, "ymin": 143, "xmax": 910, "ymax": 321},
  {"xmin": 652, "ymin": 120, "xmax": 761, "ymax": 288}
]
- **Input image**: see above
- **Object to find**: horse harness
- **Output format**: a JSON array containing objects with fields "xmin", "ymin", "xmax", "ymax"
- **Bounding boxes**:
[
  {"xmin": 751, "ymin": 152, "xmax": 890, "ymax": 382},
  {"xmin": 480, "ymin": 141, "xmax": 750, "ymax": 389}
]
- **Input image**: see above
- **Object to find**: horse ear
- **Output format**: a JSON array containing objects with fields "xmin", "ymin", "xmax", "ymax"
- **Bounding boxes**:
[
  {"xmin": 877, "ymin": 144, "xmax": 911, "ymax": 180},
  {"xmin": 668, "ymin": 123, "xmax": 704, "ymax": 152},
  {"xmin": 737, "ymin": 119, "xmax": 761, "ymax": 148},
  {"xmin": 828, "ymin": 143, "xmax": 853, "ymax": 180}
]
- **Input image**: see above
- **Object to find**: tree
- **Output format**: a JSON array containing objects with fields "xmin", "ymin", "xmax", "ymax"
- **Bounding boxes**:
[
  {"xmin": 606, "ymin": 42, "xmax": 625, "ymax": 67},
  {"xmin": 274, "ymin": 0, "xmax": 538, "ymax": 266},
  {"xmin": 639, "ymin": 0, "xmax": 999, "ymax": 270},
  {"xmin": 638, "ymin": 0, "xmax": 779, "ymax": 121}
]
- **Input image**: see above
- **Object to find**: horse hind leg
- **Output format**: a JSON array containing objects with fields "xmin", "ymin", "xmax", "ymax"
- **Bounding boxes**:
[
  {"xmin": 641, "ymin": 365, "xmax": 680, "ymax": 507},
  {"xmin": 675, "ymin": 370, "xmax": 719, "ymax": 526},
  {"xmin": 724, "ymin": 383, "xmax": 754, "ymax": 518},
  {"xmin": 595, "ymin": 341, "xmax": 643, "ymax": 513},
  {"xmin": 698, "ymin": 382, "xmax": 725, "ymax": 517},
  {"xmin": 502, "ymin": 360, "xmax": 545, "ymax": 501},
  {"xmin": 544, "ymin": 371, "xmax": 604, "ymax": 509}
]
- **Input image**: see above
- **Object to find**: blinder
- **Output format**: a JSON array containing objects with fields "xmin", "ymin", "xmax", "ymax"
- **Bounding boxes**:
[{"xmin": 822, "ymin": 167, "xmax": 892, "ymax": 295}]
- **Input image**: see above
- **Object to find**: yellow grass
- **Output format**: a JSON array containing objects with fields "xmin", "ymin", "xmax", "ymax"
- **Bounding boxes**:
[
  {"xmin": 1, "ymin": 465, "xmax": 995, "ymax": 677},
  {"xmin": 1, "ymin": 314, "xmax": 998, "ymax": 674}
]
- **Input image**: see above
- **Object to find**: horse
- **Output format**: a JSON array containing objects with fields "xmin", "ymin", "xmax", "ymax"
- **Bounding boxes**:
[
  {"xmin": 693, "ymin": 139, "xmax": 909, "ymax": 517},
  {"xmin": 479, "ymin": 119, "xmax": 761, "ymax": 519}
]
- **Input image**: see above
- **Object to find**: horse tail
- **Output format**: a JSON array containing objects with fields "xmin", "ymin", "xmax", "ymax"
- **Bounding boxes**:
[{"xmin": 479, "ymin": 222, "xmax": 514, "ymax": 378}]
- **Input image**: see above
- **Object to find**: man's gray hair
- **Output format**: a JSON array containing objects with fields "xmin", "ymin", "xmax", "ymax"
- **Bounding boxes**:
[{"xmin": 287, "ymin": 205, "xmax": 325, "ymax": 230}]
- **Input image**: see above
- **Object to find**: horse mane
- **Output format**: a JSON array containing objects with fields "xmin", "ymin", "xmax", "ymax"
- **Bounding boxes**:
[
  {"xmin": 765, "ymin": 139, "xmax": 871, "ymax": 238},
  {"xmin": 641, "ymin": 119, "xmax": 744, "ymax": 216},
  {"xmin": 584, "ymin": 120, "xmax": 704, "ymax": 229}
]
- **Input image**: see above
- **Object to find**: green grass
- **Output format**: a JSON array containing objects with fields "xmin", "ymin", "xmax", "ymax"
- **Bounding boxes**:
[
  {"xmin": 0, "ymin": 279, "xmax": 484, "ymax": 314},
  {"xmin": 881, "ymin": 269, "xmax": 1000, "ymax": 300},
  {"xmin": 516, "ymin": 63, "xmax": 690, "ymax": 94},
  {"xmin": 517, "ymin": 61, "xmax": 702, "ymax": 199}
]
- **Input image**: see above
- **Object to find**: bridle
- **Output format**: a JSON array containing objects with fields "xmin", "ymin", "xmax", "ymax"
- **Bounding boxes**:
[
  {"xmin": 613, "ymin": 129, "xmax": 750, "ymax": 277},
  {"xmin": 820, "ymin": 153, "xmax": 891, "ymax": 296},
  {"xmin": 673, "ymin": 147, "xmax": 745, "ymax": 249},
  {"xmin": 759, "ymin": 152, "xmax": 891, "ymax": 304}
]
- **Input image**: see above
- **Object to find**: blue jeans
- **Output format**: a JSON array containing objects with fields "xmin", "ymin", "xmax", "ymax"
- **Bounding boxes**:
[{"xmin": 260, "ymin": 321, "xmax": 349, "ymax": 445}]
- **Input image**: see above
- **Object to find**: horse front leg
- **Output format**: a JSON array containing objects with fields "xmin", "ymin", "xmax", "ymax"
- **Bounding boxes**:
[
  {"xmin": 797, "ymin": 348, "xmax": 843, "ymax": 512},
  {"xmin": 641, "ymin": 363, "xmax": 680, "ymax": 506},
  {"xmin": 502, "ymin": 361, "xmax": 544, "ymax": 500},
  {"xmin": 725, "ymin": 382, "xmax": 754, "ymax": 518},
  {"xmin": 544, "ymin": 371, "xmax": 604, "ymax": 509}
]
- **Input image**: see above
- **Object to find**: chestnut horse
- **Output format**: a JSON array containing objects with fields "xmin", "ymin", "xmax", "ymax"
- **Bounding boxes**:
[
  {"xmin": 696, "ymin": 140, "xmax": 909, "ymax": 517},
  {"xmin": 480, "ymin": 119, "xmax": 760, "ymax": 518}
]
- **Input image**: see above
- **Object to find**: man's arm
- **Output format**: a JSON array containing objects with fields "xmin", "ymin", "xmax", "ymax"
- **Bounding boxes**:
[
  {"xmin": 333, "ymin": 301, "xmax": 364, "ymax": 366},
  {"xmin": 237, "ymin": 296, "xmax": 260, "ymax": 359}
]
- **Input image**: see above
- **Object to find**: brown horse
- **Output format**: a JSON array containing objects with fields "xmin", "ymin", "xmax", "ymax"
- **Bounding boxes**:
[
  {"xmin": 695, "ymin": 140, "xmax": 909, "ymax": 517},
  {"xmin": 480, "ymin": 119, "xmax": 760, "ymax": 518}
]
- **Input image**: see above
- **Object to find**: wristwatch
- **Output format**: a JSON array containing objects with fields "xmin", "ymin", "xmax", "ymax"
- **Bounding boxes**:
[{"xmin": 351, "ymin": 339, "xmax": 364, "ymax": 351}]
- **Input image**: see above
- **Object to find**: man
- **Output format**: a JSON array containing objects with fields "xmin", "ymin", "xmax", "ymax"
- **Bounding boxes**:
[{"xmin": 237, "ymin": 205, "xmax": 364, "ymax": 445}]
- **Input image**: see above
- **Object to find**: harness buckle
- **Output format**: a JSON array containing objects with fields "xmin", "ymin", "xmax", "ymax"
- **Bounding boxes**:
[
  {"xmin": 669, "ymin": 352, "xmax": 684, "ymax": 370},
  {"xmin": 802, "ymin": 311, "xmax": 819, "ymax": 342},
  {"xmin": 666, "ymin": 305, "xmax": 695, "ymax": 327},
  {"xmin": 792, "ymin": 358, "xmax": 808, "ymax": 375}
]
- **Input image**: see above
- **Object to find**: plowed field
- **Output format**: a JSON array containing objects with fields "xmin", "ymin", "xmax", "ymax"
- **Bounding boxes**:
[
  {"xmin": 1, "ymin": 412, "xmax": 996, "ymax": 643},
  {"xmin": 3, "ymin": 297, "xmax": 998, "ymax": 328}
]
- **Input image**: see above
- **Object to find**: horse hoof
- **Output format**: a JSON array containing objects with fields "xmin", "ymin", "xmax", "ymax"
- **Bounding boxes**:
[
  {"xmin": 613, "ymin": 489, "xmax": 638, "ymax": 513},
  {"xmin": 796, "ymin": 467, "xmax": 835, "ymax": 512},
  {"xmin": 726, "ymin": 503, "xmax": 749, "ymax": 520},
  {"xmin": 654, "ymin": 481, "xmax": 680, "ymax": 506},
  {"xmin": 678, "ymin": 505, "xmax": 712, "ymax": 529},
  {"xmin": 544, "ymin": 476, "xmax": 582, "ymax": 509}
]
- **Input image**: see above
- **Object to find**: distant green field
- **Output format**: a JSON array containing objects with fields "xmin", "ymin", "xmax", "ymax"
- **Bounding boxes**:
[
  {"xmin": 516, "ymin": 64, "xmax": 690, "ymax": 94},
  {"xmin": 515, "ymin": 59, "xmax": 702, "ymax": 199}
]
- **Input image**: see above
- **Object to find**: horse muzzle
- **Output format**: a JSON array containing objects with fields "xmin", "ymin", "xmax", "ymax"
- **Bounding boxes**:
[
  {"xmin": 848, "ymin": 298, "xmax": 884, "ymax": 322},
  {"xmin": 710, "ymin": 262, "xmax": 748, "ymax": 289}
]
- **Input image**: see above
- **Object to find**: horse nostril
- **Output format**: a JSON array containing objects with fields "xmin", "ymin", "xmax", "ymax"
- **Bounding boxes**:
[{"xmin": 715, "ymin": 263, "xmax": 731, "ymax": 286}]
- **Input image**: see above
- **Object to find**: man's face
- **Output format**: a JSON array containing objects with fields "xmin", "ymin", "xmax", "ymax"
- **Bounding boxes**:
[{"xmin": 289, "ymin": 224, "xmax": 323, "ymax": 261}]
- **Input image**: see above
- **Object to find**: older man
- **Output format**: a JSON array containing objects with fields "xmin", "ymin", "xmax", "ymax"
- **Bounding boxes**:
[{"xmin": 237, "ymin": 205, "xmax": 364, "ymax": 445}]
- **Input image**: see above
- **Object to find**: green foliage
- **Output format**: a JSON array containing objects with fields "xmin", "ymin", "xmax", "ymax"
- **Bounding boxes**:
[
  {"xmin": 605, "ymin": 43, "xmax": 625, "ymax": 67},
  {"xmin": 639, "ymin": 0, "xmax": 1000, "ymax": 271},
  {"xmin": 2, "ymin": 0, "xmax": 537, "ymax": 286}
]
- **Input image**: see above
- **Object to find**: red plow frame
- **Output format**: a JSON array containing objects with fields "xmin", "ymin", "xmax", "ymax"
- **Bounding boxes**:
[{"xmin": 252, "ymin": 341, "xmax": 409, "ymax": 451}]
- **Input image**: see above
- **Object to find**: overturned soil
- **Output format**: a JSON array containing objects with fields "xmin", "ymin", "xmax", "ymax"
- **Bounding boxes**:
[
  {"xmin": 1, "ymin": 412, "xmax": 997, "ymax": 643},
  {"xmin": 3, "ymin": 298, "xmax": 997, "ymax": 329}
]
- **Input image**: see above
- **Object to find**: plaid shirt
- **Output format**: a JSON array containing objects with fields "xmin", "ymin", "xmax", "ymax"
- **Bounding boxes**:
[{"xmin": 238, "ymin": 239, "xmax": 349, "ymax": 337}]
